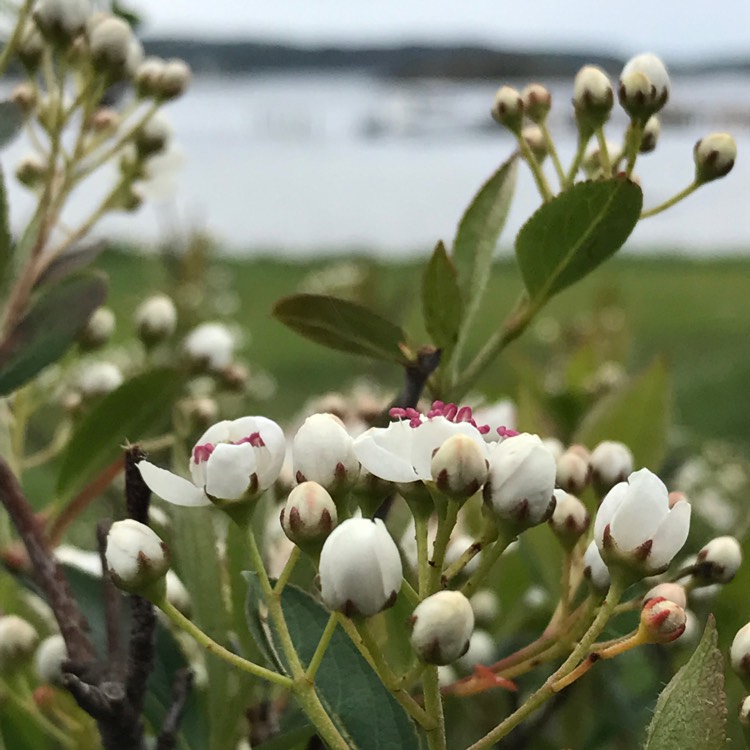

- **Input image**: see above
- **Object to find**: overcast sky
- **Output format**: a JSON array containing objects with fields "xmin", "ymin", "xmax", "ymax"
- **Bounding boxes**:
[{"xmin": 131, "ymin": 1, "xmax": 750, "ymax": 61}]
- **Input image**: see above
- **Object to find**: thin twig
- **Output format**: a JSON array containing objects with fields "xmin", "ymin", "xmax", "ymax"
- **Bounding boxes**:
[{"xmin": 155, "ymin": 669, "xmax": 194, "ymax": 750}]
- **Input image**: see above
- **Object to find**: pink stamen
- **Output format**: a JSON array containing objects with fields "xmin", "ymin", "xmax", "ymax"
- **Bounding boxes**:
[
  {"xmin": 235, "ymin": 432, "xmax": 265, "ymax": 448},
  {"xmin": 192, "ymin": 443, "xmax": 215, "ymax": 463},
  {"xmin": 497, "ymin": 426, "xmax": 520, "ymax": 438}
]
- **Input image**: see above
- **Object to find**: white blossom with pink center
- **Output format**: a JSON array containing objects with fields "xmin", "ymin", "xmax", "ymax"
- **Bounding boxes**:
[
  {"xmin": 138, "ymin": 416, "xmax": 285, "ymax": 506},
  {"xmin": 353, "ymin": 401, "xmax": 498, "ymax": 484}
]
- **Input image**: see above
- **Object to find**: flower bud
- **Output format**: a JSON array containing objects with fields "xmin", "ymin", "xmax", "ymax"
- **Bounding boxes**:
[
  {"xmin": 555, "ymin": 449, "xmax": 590, "ymax": 494},
  {"xmin": 89, "ymin": 107, "xmax": 120, "ymax": 133},
  {"xmin": 135, "ymin": 294, "xmax": 177, "ymax": 345},
  {"xmin": 589, "ymin": 440, "xmax": 634, "ymax": 494},
  {"xmin": 694, "ymin": 133, "xmax": 737, "ymax": 183},
  {"xmin": 126, "ymin": 39, "xmax": 145, "ymax": 78},
  {"xmin": 159, "ymin": 59, "xmax": 191, "ymax": 100},
  {"xmin": 34, "ymin": 0, "xmax": 90, "ymax": 44},
  {"xmin": 583, "ymin": 140, "xmax": 623, "ymax": 179},
  {"xmin": 281, "ymin": 481, "xmax": 337, "ymax": 550},
  {"xmin": 77, "ymin": 361, "xmax": 123, "ymax": 398},
  {"xmin": 491, "ymin": 85, "xmax": 524, "ymax": 134},
  {"xmin": 431, "ymin": 433, "xmax": 488, "ymax": 501},
  {"xmin": 483, "ymin": 433, "xmax": 557, "ymax": 530},
  {"xmin": 0, "ymin": 615, "xmax": 39, "ymax": 673},
  {"xmin": 135, "ymin": 56, "xmax": 167, "ymax": 98},
  {"xmin": 292, "ymin": 413, "xmax": 360, "ymax": 492},
  {"xmin": 643, "ymin": 582, "xmax": 687, "ymax": 609},
  {"xmin": 15, "ymin": 154, "xmax": 47, "ymax": 188},
  {"xmin": 694, "ymin": 535, "xmax": 742, "ymax": 584},
  {"xmin": 457, "ymin": 629, "xmax": 496, "ymax": 670},
  {"xmin": 573, "ymin": 65, "xmax": 613, "ymax": 131},
  {"xmin": 583, "ymin": 540, "xmax": 610, "ymax": 593},
  {"xmin": 79, "ymin": 306, "xmax": 115, "ymax": 350},
  {"xmin": 444, "ymin": 534, "xmax": 481, "ymax": 575},
  {"xmin": 521, "ymin": 83, "xmax": 551, "ymax": 124},
  {"xmin": 639, "ymin": 596, "xmax": 686, "ymax": 644},
  {"xmin": 548, "ymin": 490, "xmax": 589, "ymax": 548},
  {"xmin": 618, "ymin": 53, "xmax": 670, "ymax": 121},
  {"xmin": 34, "ymin": 634, "xmax": 67, "ymax": 684},
  {"xmin": 10, "ymin": 83, "xmax": 37, "ymax": 114},
  {"xmin": 88, "ymin": 15, "xmax": 133, "ymax": 76},
  {"xmin": 740, "ymin": 696, "xmax": 750, "ymax": 727},
  {"xmin": 184, "ymin": 322, "xmax": 234, "ymax": 371},
  {"xmin": 18, "ymin": 23, "xmax": 44, "ymax": 70},
  {"xmin": 166, "ymin": 570, "xmax": 191, "ymax": 617},
  {"xmin": 469, "ymin": 590, "xmax": 500, "ymax": 625},
  {"xmin": 521, "ymin": 125, "xmax": 547, "ymax": 162},
  {"xmin": 319, "ymin": 518, "xmax": 402, "ymax": 617},
  {"xmin": 105, "ymin": 519, "xmax": 171, "ymax": 597},
  {"xmin": 639, "ymin": 115, "xmax": 661, "ymax": 153},
  {"xmin": 409, "ymin": 591, "xmax": 475, "ymax": 665},
  {"xmin": 135, "ymin": 113, "xmax": 172, "ymax": 158},
  {"xmin": 731, "ymin": 623, "xmax": 750, "ymax": 678}
]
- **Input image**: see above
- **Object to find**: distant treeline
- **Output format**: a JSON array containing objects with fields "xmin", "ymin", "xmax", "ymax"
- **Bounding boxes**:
[{"xmin": 141, "ymin": 39, "xmax": 750, "ymax": 79}]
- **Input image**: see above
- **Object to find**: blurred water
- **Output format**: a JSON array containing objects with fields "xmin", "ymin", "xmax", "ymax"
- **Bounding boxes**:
[{"xmin": 3, "ymin": 72, "xmax": 749, "ymax": 256}]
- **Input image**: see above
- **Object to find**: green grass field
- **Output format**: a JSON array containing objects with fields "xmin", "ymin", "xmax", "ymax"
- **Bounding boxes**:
[{"xmin": 100, "ymin": 249, "xmax": 750, "ymax": 447}]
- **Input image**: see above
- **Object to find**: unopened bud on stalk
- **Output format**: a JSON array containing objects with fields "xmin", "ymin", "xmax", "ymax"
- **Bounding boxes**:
[
  {"xmin": 589, "ymin": 440, "xmax": 633, "ymax": 495},
  {"xmin": 135, "ymin": 56, "xmax": 167, "ymax": 98},
  {"xmin": 639, "ymin": 116, "xmax": 661, "ymax": 153},
  {"xmin": 583, "ymin": 540, "xmax": 610, "ymax": 593},
  {"xmin": 159, "ymin": 59, "xmax": 191, "ymax": 99},
  {"xmin": 740, "ymin": 696, "xmax": 750, "ymax": 727},
  {"xmin": 491, "ymin": 85, "xmax": 524, "ymax": 134},
  {"xmin": 583, "ymin": 141, "xmax": 623, "ymax": 178},
  {"xmin": 135, "ymin": 113, "xmax": 172, "ymax": 158},
  {"xmin": 15, "ymin": 154, "xmax": 47, "ymax": 188},
  {"xmin": 573, "ymin": 65, "xmax": 613, "ymax": 131},
  {"xmin": 643, "ymin": 582, "xmax": 687, "ymax": 609},
  {"xmin": 88, "ymin": 15, "xmax": 133, "ymax": 76},
  {"xmin": 694, "ymin": 133, "xmax": 737, "ymax": 183},
  {"xmin": 521, "ymin": 125, "xmax": 547, "ymax": 162},
  {"xmin": 105, "ymin": 519, "xmax": 170, "ymax": 597},
  {"xmin": 556, "ymin": 449, "xmax": 590, "ymax": 494},
  {"xmin": 77, "ymin": 361, "xmax": 123, "ymax": 397},
  {"xmin": 549, "ymin": 490, "xmax": 589, "ymax": 548},
  {"xmin": 184, "ymin": 322, "xmax": 234, "ymax": 371},
  {"xmin": 409, "ymin": 591, "xmax": 475, "ymax": 665},
  {"xmin": 10, "ymin": 83, "xmax": 37, "ymax": 114},
  {"xmin": 732, "ymin": 623, "xmax": 750, "ymax": 678},
  {"xmin": 0, "ymin": 616, "xmax": 39, "ymax": 673},
  {"xmin": 618, "ymin": 53, "xmax": 670, "ymax": 121},
  {"xmin": 694, "ymin": 536, "xmax": 742, "ymax": 584},
  {"xmin": 319, "ymin": 518, "xmax": 402, "ymax": 617},
  {"xmin": 457, "ymin": 629, "xmax": 496, "ymax": 670},
  {"xmin": 483, "ymin": 433, "xmax": 557, "ymax": 530},
  {"xmin": 293, "ymin": 413, "xmax": 360, "ymax": 492},
  {"xmin": 33, "ymin": 0, "xmax": 90, "ymax": 45},
  {"xmin": 281, "ymin": 481, "xmax": 337, "ymax": 550},
  {"xmin": 469, "ymin": 590, "xmax": 500, "ymax": 624},
  {"xmin": 639, "ymin": 596, "xmax": 686, "ymax": 644},
  {"xmin": 79, "ymin": 306, "xmax": 115, "ymax": 350},
  {"xmin": 34, "ymin": 635, "xmax": 67, "ymax": 685},
  {"xmin": 135, "ymin": 294, "xmax": 177, "ymax": 345},
  {"xmin": 521, "ymin": 83, "xmax": 551, "ymax": 123},
  {"xmin": 17, "ymin": 23, "xmax": 44, "ymax": 70},
  {"xmin": 165, "ymin": 570, "xmax": 191, "ymax": 617},
  {"xmin": 431, "ymin": 433, "xmax": 488, "ymax": 501},
  {"xmin": 220, "ymin": 362, "xmax": 249, "ymax": 392},
  {"xmin": 89, "ymin": 108, "xmax": 120, "ymax": 133},
  {"xmin": 189, "ymin": 397, "xmax": 219, "ymax": 429}
]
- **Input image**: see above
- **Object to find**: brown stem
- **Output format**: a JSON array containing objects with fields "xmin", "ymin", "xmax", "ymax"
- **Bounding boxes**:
[{"xmin": 155, "ymin": 669, "xmax": 194, "ymax": 750}]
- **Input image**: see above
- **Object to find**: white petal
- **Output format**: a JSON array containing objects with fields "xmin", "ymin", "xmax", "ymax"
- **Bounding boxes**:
[
  {"xmin": 137, "ymin": 461, "xmax": 209, "ymax": 507},
  {"xmin": 649, "ymin": 500, "xmax": 691, "ymax": 570},
  {"xmin": 353, "ymin": 423, "xmax": 419, "ymax": 483},
  {"xmin": 205, "ymin": 443, "xmax": 257, "ymax": 500},
  {"xmin": 610, "ymin": 470, "xmax": 668, "ymax": 550},
  {"xmin": 194, "ymin": 420, "xmax": 233, "ymax": 447},
  {"xmin": 594, "ymin": 481, "xmax": 628, "ymax": 545},
  {"xmin": 411, "ymin": 418, "xmax": 488, "ymax": 480}
]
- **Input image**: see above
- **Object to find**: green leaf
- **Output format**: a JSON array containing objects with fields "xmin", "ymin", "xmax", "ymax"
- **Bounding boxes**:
[
  {"xmin": 245, "ymin": 577, "xmax": 420, "ymax": 750},
  {"xmin": 56, "ymin": 368, "xmax": 182, "ymax": 500},
  {"xmin": 33, "ymin": 241, "xmax": 107, "ymax": 289},
  {"xmin": 0, "ymin": 101, "xmax": 24, "ymax": 149},
  {"xmin": 453, "ymin": 155, "xmax": 517, "ymax": 303},
  {"xmin": 0, "ymin": 166, "xmax": 10, "ymax": 289},
  {"xmin": 273, "ymin": 293, "xmax": 409, "ymax": 364},
  {"xmin": 515, "ymin": 178, "xmax": 642, "ymax": 304},
  {"xmin": 422, "ymin": 241, "xmax": 462, "ymax": 354},
  {"xmin": 574, "ymin": 359, "xmax": 669, "ymax": 469},
  {"xmin": 0, "ymin": 271, "xmax": 108, "ymax": 397},
  {"xmin": 643, "ymin": 616, "xmax": 727, "ymax": 750}
]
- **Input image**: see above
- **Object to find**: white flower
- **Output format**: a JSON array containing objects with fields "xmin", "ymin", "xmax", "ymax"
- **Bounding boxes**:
[
  {"xmin": 81, "ymin": 307, "xmax": 115, "ymax": 349},
  {"xmin": 34, "ymin": 0, "xmax": 90, "ymax": 40},
  {"xmin": 643, "ymin": 582, "xmax": 687, "ymax": 609},
  {"xmin": 619, "ymin": 53, "xmax": 670, "ymax": 118},
  {"xmin": 456, "ymin": 629, "xmax": 496, "ymax": 670},
  {"xmin": 292, "ymin": 413, "xmax": 360, "ymax": 490},
  {"xmin": 280, "ymin": 481, "xmax": 337, "ymax": 547},
  {"xmin": 184, "ymin": 322, "xmax": 234, "ymax": 371},
  {"xmin": 695, "ymin": 535, "xmax": 742, "ymax": 584},
  {"xmin": 105, "ymin": 520, "xmax": 170, "ymax": 594},
  {"xmin": 0, "ymin": 616, "xmax": 38, "ymax": 672},
  {"xmin": 590, "ymin": 440, "xmax": 634, "ymax": 493},
  {"xmin": 138, "ymin": 416, "xmax": 285, "ymax": 507},
  {"xmin": 583, "ymin": 540, "xmax": 610, "ymax": 592},
  {"xmin": 555, "ymin": 450, "xmax": 590, "ymax": 495},
  {"xmin": 88, "ymin": 15, "xmax": 132, "ymax": 69},
  {"xmin": 469, "ymin": 590, "xmax": 500, "ymax": 624},
  {"xmin": 731, "ymin": 622, "xmax": 750, "ymax": 677},
  {"xmin": 135, "ymin": 294, "xmax": 177, "ymax": 343},
  {"xmin": 431, "ymin": 433, "xmax": 489, "ymax": 500},
  {"xmin": 594, "ymin": 468, "xmax": 691, "ymax": 575},
  {"xmin": 409, "ymin": 591, "xmax": 474, "ymax": 665},
  {"xmin": 483, "ymin": 433, "xmax": 556, "ymax": 528},
  {"xmin": 548, "ymin": 489, "xmax": 589, "ymax": 546},
  {"xmin": 573, "ymin": 65, "xmax": 613, "ymax": 129},
  {"xmin": 35, "ymin": 635, "xmax": 67, "ymax": 684},
  {"xmin": 694, "ymin": 133, "xmax": 737, "ymax": 183},
  {"xmin": 473, "ymin": 400, "xmax": 516, "ymax": 444},
  {"xmin": 77, "ymin": 361, "xmax": 123, "ymax": 397},
  {"xmin": 136, "ymin": 112, "xmax": 172, "ymax": 157},
  {"xmin": 319, "ymin": 518, "xmax": 402, "ymax": 617},
  {"xmin": 354, "ymin": 413, "xmax": 489, "ymax": 484}
]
